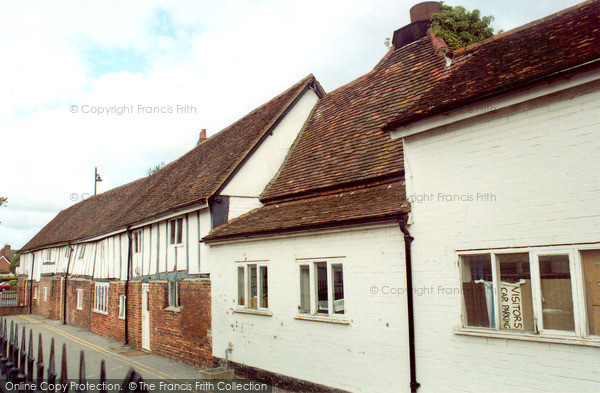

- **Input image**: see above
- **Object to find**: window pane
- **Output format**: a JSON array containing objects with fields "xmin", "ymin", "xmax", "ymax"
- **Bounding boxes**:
[
  {"xmin": 315, "ymin": 262, "xmax": 328, "ymax": 314},
  {"xmin": 498, "ymin": 253, "xmax": 534, "ymax": 331},
  {"xmin": 176, "ymin": 218, "xmax": 183, "ymax": 244},
  {"xmin": 582, "ymin": 250, "xmax": 600, "ymax": 335},
  {"xmin": 539, "ymin": 255, "xmax": 574, "ymax": 331},
  {"xmin": 237, "ymin": 267, "xmax": 245, "ymax": 306},
  {"xmin": 248, "ymin": 265, "xmax": 257, "ymax": 309},
  {"xmin": 170, "ymin": 221, "xmax": 175, "ymax": 244},
  {"xmin": 461, "ymin": 254, "xmax": 494, "ymax": 328},
  {"xmin": 299, "ymin": 266, "xmax": 310, "ymax": 313},
  {"xmin": 332, "ymin": 264, "xmax": 344, "ymax": 314},
  {"xmin": 260, "ymin": 266, "xmax": 268, "ymax": 308}
]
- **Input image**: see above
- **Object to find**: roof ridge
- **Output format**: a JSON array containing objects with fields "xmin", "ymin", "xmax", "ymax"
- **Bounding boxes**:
[
  {"xmin": 207, "ymin": 74, "xmax": 319, "ymax": 197},
  {"xmin": 454, "ymin": 0, "xmax": 598, "ymax": 55}
]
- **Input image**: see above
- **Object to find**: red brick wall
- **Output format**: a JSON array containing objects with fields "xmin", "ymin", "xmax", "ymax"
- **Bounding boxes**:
[
  {"xmin": 91, "ymin": 281, "xmax": 126, "ymax": 343},
  {"xmin": 0, "ymin": 306, "xmax": 28, "ymax": 316},
  {"xmin": 147, "ymin": 279, "xmax": 212, "ymax": 367},
  {"xmin": 33, "ymin": 276, "xmax": 63, "ymax": 320},
  {"xmin": 126, "ymin": 281, "xmax": 143, "ymax": 348},
  {"xmin": 65, "ymin": 279, "xmax": 93, "ymax": 330},
  {"xmin": 17, "ymin": 276, "xmax": 29, "ymax": 307},
  {"xmin": 19, "ymin": 275, "xmax": 212, "ymax": 368}
]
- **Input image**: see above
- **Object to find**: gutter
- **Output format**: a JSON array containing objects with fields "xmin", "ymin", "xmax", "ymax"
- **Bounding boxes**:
[
  {"xmin": 398, "ymin": 218, "xmax": 420, "ymax": 393},
  {"xmin": 63, "ymin": 244, "xmax": 74, "ymax": 325},
  {"xmin": 124, "ymin": 226, "xmax": 133, "ymax": 345}
]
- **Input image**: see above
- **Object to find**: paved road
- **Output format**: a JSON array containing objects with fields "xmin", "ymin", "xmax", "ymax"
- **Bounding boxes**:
[{"xmin": 1, "ymin": 314, "xmax": 289, "ymax": 393}]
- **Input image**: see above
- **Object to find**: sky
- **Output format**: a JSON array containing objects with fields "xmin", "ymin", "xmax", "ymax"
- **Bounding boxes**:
[{"xmin": 0, "ymin": 0, "xmax": 587, "ymax": 249}]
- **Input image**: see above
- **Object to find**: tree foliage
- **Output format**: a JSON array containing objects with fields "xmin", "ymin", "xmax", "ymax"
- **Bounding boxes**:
[
  {"xmin": 0, "ymin": 196, "xmax": 6, "ymax": 207},
  {"xmin": 147, "ymin": 162, "xmax": 166, "ymax": 176},
  {"xmin": 430, "ymin": 2, "xmax": 500, "ymax": 50},
  {"xmin": 9, "ymin": 254, "xmax": 19, "ymax": 274}
]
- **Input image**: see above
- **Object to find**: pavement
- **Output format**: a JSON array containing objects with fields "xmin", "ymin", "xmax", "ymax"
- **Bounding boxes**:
[{"xmin": 1, "ymin": 314, "xmax": 289, "ymax": 393}]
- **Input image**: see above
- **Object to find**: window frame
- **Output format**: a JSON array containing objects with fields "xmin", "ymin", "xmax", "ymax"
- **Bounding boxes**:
[
  {"xmin": 43, "ymin": 287, "xmax": 48, "ymax": 302},
  {"xmin": 76, "ymin": 289, "xmax": 84, "ymax": 310},
  {"xmin": 119, "ymin": 294, "xmax": 126, "ymax": 319},
  {"xmin": 235, "ymin": 261, "xmax": 270, "ymax": 315},
  {"xmin": 297, "ymin": 259, "xmax": 347, "ymax": 320},
  {"xmin": 168, "ymin": 218, "xmax": 184, "ymax": 246},
  {"xmin": 167, "ymin": 281, "xmax": 180, "ymax": 309},
  {"xmin": 133, "ymin": 230, "xmax": 143, "ymax": 254},
  {"xmin": 457, "ymin": 246, "xmax": 600, "ymax": 344},
  {"xmin": 99, "ymin": 241, "xmax": 106, "ymax": 260},
  {"xmin": 93, "ymin": 282, "xmax": 109, "ymax": 314}
]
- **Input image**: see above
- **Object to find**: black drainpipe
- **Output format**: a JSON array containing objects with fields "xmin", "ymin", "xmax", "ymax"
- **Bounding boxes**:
[
  {"xmin": 398, "ymin": 218, "xmax": 420, "ymax": 393},
  {"xmin": 63, "ymin": 244, "xmax": 74, "ymax": 325},
  {"xmin": 29, "ymin": 253, "xmax": 36, "ymax": 314},
  {"xmin": 124, "ymin": 226, "xmax": 133, "ymax": 346}
]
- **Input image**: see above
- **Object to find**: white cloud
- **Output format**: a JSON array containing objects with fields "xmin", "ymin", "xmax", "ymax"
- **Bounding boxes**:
[{"xmin": 0, "ymin": 0, "xmax": 586, "ymax": 248}]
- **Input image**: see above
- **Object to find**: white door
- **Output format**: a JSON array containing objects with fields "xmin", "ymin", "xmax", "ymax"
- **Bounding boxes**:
[{"xmin": 141, "ymin": 283, "xmax": 150, "ymax": 351}]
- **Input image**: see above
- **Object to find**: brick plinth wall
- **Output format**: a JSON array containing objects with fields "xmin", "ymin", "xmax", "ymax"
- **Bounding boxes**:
[
  {"xmin": 33, "ymin": 276, "xmax": 63, "ymax": 320},
  {"xmin": 91, "ymin": 281, "xmax": 126, "ymax": 343},
  {"xmin": 0, "ymin": 306, "xmax": 28, "ymax": 316},
  {"xmin": 148, "ymin": 279, "xmax": 212, "ymax": 367},
  {"xmin": 18, "ymin": 275, "xmax": 211, "ymax": 368},
  {"xmin": 65, "ymin": 279, "xmax": 93, "ymax": 329},
  {"xmin": 126, "ymin": 281, "xmax": 143, "ymax": 348},
  {"xmin": 17, "ymin": 276, "xmax": 29, "ymax": 307}
]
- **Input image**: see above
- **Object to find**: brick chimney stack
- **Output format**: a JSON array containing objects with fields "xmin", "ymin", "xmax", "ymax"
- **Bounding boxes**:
[
  {"xmin": 197, "ymin": 129, "xmax": 207, "ymax": 146},
  {"xmin": 392, "ymin": 2, "xmax": 441, "ymax": 49}
]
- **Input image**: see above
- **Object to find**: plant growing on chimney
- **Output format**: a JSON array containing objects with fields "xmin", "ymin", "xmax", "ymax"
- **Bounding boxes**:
[{"xmin": 430, "ymin": 2, "xmax": 500, "ymax": 50}]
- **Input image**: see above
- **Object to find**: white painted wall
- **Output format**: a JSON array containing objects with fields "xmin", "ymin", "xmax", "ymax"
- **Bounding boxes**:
[
  {"xmin": 400, "ymin": 80, "xmax": 600, "ymax": 392},
  {"xmin": 227, "ymin": 197, "xmax": 263, "ymax": 221},
  {"xmin": 210, "ymin": 224, "xmax": 409, "ymax": 393},
  {"xmin": 221, "ymin": 89, "xmax": 319, "ymax": 197},
  {"xmin": 19, "ymin": 204, "xmax": 213, "ymax": 281}
]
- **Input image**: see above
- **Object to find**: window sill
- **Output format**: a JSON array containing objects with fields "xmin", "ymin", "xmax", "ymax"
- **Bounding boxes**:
[
  {"xmin": 76, "ymin": 307, "xmax": 83, "ymax": 311},
  {"xmin": 456, "ymin": 328, "xmax": 600, "ymax": 348},
  {"xmin": 92, "ymin": 309, "xmax": 108, "ymax": 315},
  {"xmin": 165, "ymin": 306, "xmax": 181, "ymax": 313},
  {"xmin": 294, "ymin": 314, "xmax": 350, "ymax": 325},
  {"xmin": 234, "ymin": 308, "xmax": 273, "ymax": 317}
]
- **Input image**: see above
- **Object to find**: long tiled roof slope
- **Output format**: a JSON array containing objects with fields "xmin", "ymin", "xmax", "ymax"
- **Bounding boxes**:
[
  {"xmin": 22, "ymin": 75, "xmax": 317, "ymax": 252},
  {"xmin": 385, "ymin": 0, "xmax": 600, "ymax": 129},
  {"xmin": 206, "ymin": 0, "xmax": 600, "ymax": 241}
]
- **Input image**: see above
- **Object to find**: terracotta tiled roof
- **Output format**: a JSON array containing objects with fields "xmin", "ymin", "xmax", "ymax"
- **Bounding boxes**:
[
  {"xmin": 206, "ymin": 0, "xmax": 600, "ymax": 241},
  {"xmin": 22, "ymin": 75, "xmax": 317, "ymax": 252},
  {"xmin": 203, "ymin": 181, "xmax": 408, "ymax": 241},
  {"xmin": 384, "ymin": 0, "xmax": 600, "ymax": 129}
]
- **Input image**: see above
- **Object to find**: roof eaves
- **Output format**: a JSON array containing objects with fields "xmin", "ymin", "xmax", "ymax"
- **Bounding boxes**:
[{"xmin": 203, "ymin": 212, "xmax": 409, "ymax": 244}]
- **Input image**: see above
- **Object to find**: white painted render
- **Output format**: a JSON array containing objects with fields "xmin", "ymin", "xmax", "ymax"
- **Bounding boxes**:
[
  {"xmin": 221, "ymin": 89, "xmax": 320, "ymax": 197},
  {"xmin": 227, "ymin": 197, "xmax": 263, "ymax": 221},
  {"xmin": 18, "ymin": 208, "xmax": 210, "ymax": 280},
  {"xmin": 209, "ymin": 224, "xmax": 410, "ymax": 393},
  {"xmin": 398, "ymin": 79, "xmax": 600, "ymax": 392}
]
